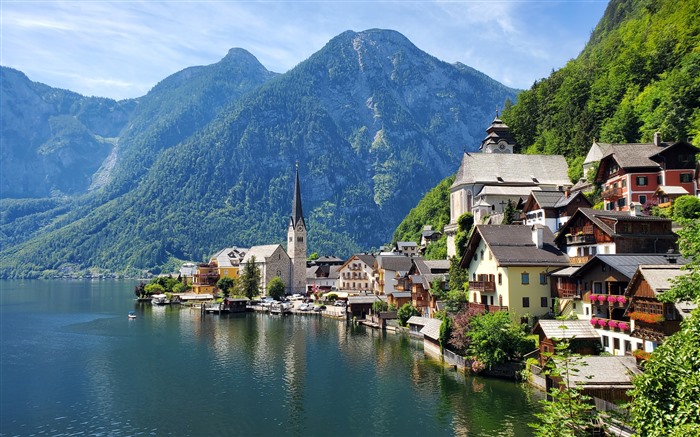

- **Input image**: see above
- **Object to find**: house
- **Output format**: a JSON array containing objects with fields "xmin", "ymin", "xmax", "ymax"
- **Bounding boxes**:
[
  {"xmin": 554, "ymin": 207, "xmax": 676, "ymax": 265},
  {"xmin": 408, "ymin": 259, "xmax": 450, "ymax": 318},
  {"xmin": 420, "ymin": 225, "xmax": 442, "ymax": 249},
  {"xmin": 532, "ymin": 320, "xmax": 600, "ymax": 366},
  {"xmin": 395, "ymin": 242, "xmax": 420, "ymax": 257},
  {"xmin": 550, "ymin": 356, "xmax": 641, "ymax": 404},
  {"xmin": 374, "ymin": 254, "xmax": 414, "ymax": 295},
  {"xmin": 191, "ymin": 262, "xmax": 219, "ymax": 294},
  {"xmin": 347, "ymin": 295, "xmax": 386, "ymax": 320},
  {"xmin": 445, "ymin": 118, "xmax": 571, "ymax": 256},
  {"xmin": 222, "ymin": 297, "xmax": 249, "ymax": 313},
  {"xmin": 336, "ymin": 254, "xmax": 376, "ymax": 294},
  {"xmin": 521, "ymin": 189, "xmax": 591, "ymax": 233},
  {"xmin": 592, "ymin": 135, "xmax": 698, "ymax": 211},
  {"xmin": 460, "ymin": 224, "xmax": 570, "ymax": 321},
  {"xmin": 418, "ymin": 317, "xmax": 444, "ymax": 359},
  {"xmin": 625, "ymin": 264, "xmax": 696, "ymax": 353},
  {"xmin": 179, "ymin": 262, "xmax": 197, "ymax": 285},
  {"xmin": 306, "ymin": 264, "xmax": 340, "ymax": 294},
  {"xmin": 242, "ymin": 244, "xmax": 292, "ymax": 294},
  {"xmin": 406, "ymin": 316, "xmax": 434, "ymax": 337},
  {"xmin": 387, "ymin": 291, "xmax": 412, "ymax": 309},
  {"xmin": 550, "ymin": 253, "xmax": 687, "ymax": 356},
  {"xmin": 210, "ymin": 247, "xmax": 248, "ymax": 279}
]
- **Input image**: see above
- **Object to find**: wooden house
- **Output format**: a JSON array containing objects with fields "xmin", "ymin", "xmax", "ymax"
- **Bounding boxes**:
[
  {"xmin": 532, "ymin": 320, "xmax": 600, "ymax": 366},
  {"xmin": 521, "ymin": 189, "xmax": 591, "ymax": 233}
]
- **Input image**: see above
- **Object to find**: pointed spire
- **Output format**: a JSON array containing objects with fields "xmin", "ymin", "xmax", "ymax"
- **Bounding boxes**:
[{"xmin": 291, "ymin": 162, "xmax": 305, "ymax": 229}]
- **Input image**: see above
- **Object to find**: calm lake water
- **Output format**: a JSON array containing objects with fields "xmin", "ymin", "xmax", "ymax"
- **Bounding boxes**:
[{"xmin": 1, "ymin": 280, "xmax": 542, "ymax": 436}]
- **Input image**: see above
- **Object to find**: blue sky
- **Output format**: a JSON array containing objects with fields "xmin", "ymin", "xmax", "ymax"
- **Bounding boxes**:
[{"xmin": 1, "ymin": 1, "xmax": 608, "ymax": 100}]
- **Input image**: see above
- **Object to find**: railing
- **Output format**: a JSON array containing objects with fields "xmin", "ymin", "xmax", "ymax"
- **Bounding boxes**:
[
  {"xmin": 589, "ymin": 317, "xmax": 630, "ymax": 331},
  {"xmin": 468, "ymin": 281, "xmax": 496, "ymax": 293},
  {"xmin": 566, "ymin": 234, "xmax": 596, "ymax": 245},
  {"xmin": 467, "ymin": 302, "xmax": 508, "ymax": 313},
  {"xmin": 556, "ymin": 287, "xmax": 580, "ymax": 299},
  {"xmin": 568, "ymin": 255, "xmax": 591, "ymax": 265},
  {"xmin": 602, "ymin": 186, "xmax": 622, "ymax": 200},
  {"xmin": 589, "ymin": 294, "xmax": 628, "ymax": 306}
]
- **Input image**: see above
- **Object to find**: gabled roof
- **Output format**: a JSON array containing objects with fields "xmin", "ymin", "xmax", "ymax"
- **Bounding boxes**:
[
  {"xmin": 347, "ymin": 295, "xmax": 386, "ymax": 305},
  {"xmin": 419, "ymin": 318, "xmax": 443, "ymax": 340},
  {"xmin": 574, "ymin": 254, "xmax": 688, "ymax": 280},
  {"xmin": 598, "ymin": 143, "xmax": 663, "ymax": 169},
  {"xmin": 534, "ymin": 319, "xmax": 599, "ymax": 340},
  {"xmin": 242, "ymin": 244, "xmax": 286, "ymax": 263},
  {"xmin": 328, "ymin": 265, "xmax": 341, "ymax": 280},
  {"xmin": 452, "ymin": 153, "xmax": 571, "ymax": 189},
  {"xmin": 462, "ymin": 225, "xmax": 569, "ymax": 268},
  {"xmin": 340, "ymin": 254, "xmax": 376, "ymax": 271},
  {"xmin": 407, "ymin": 316, "xmax": 433, "ymax": 327},
  {"xmin": 212, "ymin": 246, "xmax": 248, "ymax": 267},
  {"xmin": 654, "ymin": 185, "xmax": 689, "ymax": 196},
  {"xmin": 562, "ymin": 356, "xmax": 640, "ymax": 388},
  {"xmin": 554, "ymin": 208, "xmax": 673, "ymax": 245},
  {"xmin": 376, "ymin": 254, "xmax": 414, "ymax": 272},
  {"xmin": 397, "ymin": 241, "xmax": 418, "ymax": 248},
  {"xmin": 423, "ymin": 260, "xmax": 450, "ymax": 273},
  {"xmin": 389, "ymin": 291, "xmax": 412, "ymax": 298}
]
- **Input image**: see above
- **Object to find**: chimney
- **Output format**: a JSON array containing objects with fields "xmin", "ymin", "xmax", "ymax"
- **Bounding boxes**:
[
  {"xmin": 666, "ymin": 248, "xmax": 678, "ymax": 264},
  {"xmin": 630, "ymin": 202, "xmax": 642, "ymax": 217},
  {"xmin": 564, "ymin": 188, "xmax": 570, "ymax": 198},
  {"xmin": 653, "ymin": 132, "xmax": 662, "ymax": 147},
  {"xmin": 531, "ymin": 224, "xmax": 544, "ymax": 249}
]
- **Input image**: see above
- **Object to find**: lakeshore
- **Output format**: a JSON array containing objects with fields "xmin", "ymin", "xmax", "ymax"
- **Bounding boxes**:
[{"xmin": 1, "ymin": 280, "xmax": 543, "ymax": 436}]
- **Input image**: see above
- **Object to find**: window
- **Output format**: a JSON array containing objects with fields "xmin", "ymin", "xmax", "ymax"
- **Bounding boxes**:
[
  {"xmin": 594, "ymin": 282, "xmax": 602, "ymax": 293},
  {"xmin": 540, "ymin": 297, "xmax": 548, "ymax": 307},
  {"xmin": 636, "ymin": 176, "xmax": 648, "ymax": 186},
  {"xmin": 498, "ymin": 273, "xmax": 502, "ymax": 285},
  {"xmin": 522, "ymin": 297, "xmax": 530, "ymax": 308},
  {"xmin": 585, "ymin": 306, "xmax": 589, "ymax": 316},
  {"xmin": 602, "ymin": 336, "xmax": 609, "ymax": 347},
  {"xmin": 521, "ymin": 273, "xmax": 529, "ymax": 285},
  {"xmin": 621, "ymin": 179, "xmax": 627, "ymax": 187},
  {"xmin": 489, "ymin": 296, "xmax": 494, "ymax": 305},
  {"xmin": 624, "ymin": 340, "xmax": 632, "ymax": 353},
  {"xmin": 617, "ymin": 197, "xmax": 626, "ymax": 208},
  {"xmin": 613, "ymin": 338, "xmax": 620, "ymax": 350},
  {"xmin": 288, "ymin": 236, "xmax": 292, "ymax": 242},
  {"xmin": 297, "ymin": 236, "xmax": 303, "ymax": 242},
  {"xmin": 539, "ymin": 273, "xmax": 547, "ymax": 285},
  {"xmin": 680, "ymin": 173, "xmax": 693, "ymax": 183},
  {"xmin": 639, "ymin": 195, "xmax": 647, "ymax": 205}
]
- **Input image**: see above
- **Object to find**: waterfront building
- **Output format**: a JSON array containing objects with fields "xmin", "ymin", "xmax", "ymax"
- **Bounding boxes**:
[
  {"xmin": 445, "ymin": 117, "xmax": 570, "ymax": 257},
  {"xmin": 374, "ymin": 254, "xmax": 413, "ymax": 295},
  {"xmin": 306, "ymin": 264, "xmax": 340, "ymax": 294},
  {"xmin": 337, "ymin": 254, "xmax": 376, "ymax": 294},
  {"xmin": 532, "ymin": 320, "xmax": 600, "ymax": 366},
  {"xmin": 554, "ymin": 207, "xmax": 676, "ymax": 265},
  {"xmin": 407, "ymin": 259, "xmax": 450, "ymax": 318},
  {"xmin": 460, "ymin": 224, "xmax": 569, "ymax": 321},
  {"xmin": 210, "ymin": 247, "xmax": 248, "ymax": 279},
  {"xmin": 625, "ymin": 264, "xmax": 696, "ymax": 353},
  {"xmin": 242, "ymin": 244, "xmax": 292, "ymax": 294}
]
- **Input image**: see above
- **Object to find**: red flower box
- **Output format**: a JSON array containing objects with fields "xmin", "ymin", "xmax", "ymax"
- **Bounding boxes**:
[
  {"xmin": 597, "ymin": 295, "xmax": 607, "ymax": 303},
  {"xmin": 597, "ymin": 319, "xmax": 607, "ymax": 327},
  {"xmin": 607, "ymin": 295, "xmax": 617, "ymax": 304},
  {"xmin": 608, "ymin": 320, "xmax": 618, "ymax": 328},
  {"xmin": 618, "ymin": 322, "xmax": 629, "ymax": 331},
  {"xmin": 590, "ymin": 318, "xmax": 598, "ymax": 325},
  {"xmin": 616, "ymin": 295, "xmax": 627, "ymax": 304},
  {"xmin": 589, "ymin": 294, "xmax": 598, "ymax": 302}
]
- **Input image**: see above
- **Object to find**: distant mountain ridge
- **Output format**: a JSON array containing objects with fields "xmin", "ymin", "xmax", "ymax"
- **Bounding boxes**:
[{"xmin": 0, "ymin": 29, "xmax": 517, "ymax": 278}]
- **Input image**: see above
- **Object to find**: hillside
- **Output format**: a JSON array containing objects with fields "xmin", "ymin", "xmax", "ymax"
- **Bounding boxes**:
[
  {"xmin": 0, "ymin": 29, "xmax": 517, "ymax": 278},
  {"xmin": 393, "ymin": 0, "xmax": 700, "ymax": 248},
  {"xmin": 502, "ymin": 0, "xmax": 700, "ymax": 181}
]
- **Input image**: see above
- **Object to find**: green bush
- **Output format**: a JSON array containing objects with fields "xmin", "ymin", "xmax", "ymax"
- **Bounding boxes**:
[{"xmin": 673, "ymin": 195, "xmax": 700, "ymax": 220}]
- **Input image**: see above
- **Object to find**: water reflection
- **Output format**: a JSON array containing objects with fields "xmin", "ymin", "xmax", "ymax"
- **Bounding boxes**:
[{"xmin": 1, "ymin": 281, "xmax": 542, "ymax": 436}]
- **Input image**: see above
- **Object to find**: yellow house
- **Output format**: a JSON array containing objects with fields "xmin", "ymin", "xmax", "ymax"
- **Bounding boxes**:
[
  {"xmin": 460, "ymin": 224, "xmax": 570, "ymax": 322},
  {"xmin": 210, "ymin": 247, "xmax": 248, "ymax": 279}
]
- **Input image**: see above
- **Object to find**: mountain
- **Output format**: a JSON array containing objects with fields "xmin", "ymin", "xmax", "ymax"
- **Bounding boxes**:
[
  {"xmin": 0, "ymin": 29, "xmax": 517, "ymax": 278},
  {"xmin": 0, "ymin": 67, "xmax": 135, "ymax": 198},
  {"xmin": 502, "ymin": 0, "xmax": 700, "ymax": 181}
]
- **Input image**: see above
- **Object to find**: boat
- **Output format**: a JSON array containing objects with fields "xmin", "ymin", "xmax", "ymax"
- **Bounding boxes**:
[
  {"xmin": 271, "ymin": 302, "xmax": 292, "ymax": 315},
  {"xmin": 128, "ymin": 311, "xmax": 137, "ymax": 319},
  {"xmin": 151, "ymin": 294, "xmax": 171, "ymax": 305}
]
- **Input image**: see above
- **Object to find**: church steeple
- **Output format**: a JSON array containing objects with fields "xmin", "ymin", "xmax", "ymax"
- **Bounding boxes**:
[{"xmin": 290, "ymin": 161, "xmax": 305, "ymax": 229}]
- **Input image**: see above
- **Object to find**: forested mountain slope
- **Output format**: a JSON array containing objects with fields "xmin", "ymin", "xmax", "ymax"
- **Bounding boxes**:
[
  {"xmin": 0, "ymin": 29, "xmax": 517, "ymax": 278},
  {"xmin": 502, "ymin": 0, "xmax": 699, "ymax": 181}
]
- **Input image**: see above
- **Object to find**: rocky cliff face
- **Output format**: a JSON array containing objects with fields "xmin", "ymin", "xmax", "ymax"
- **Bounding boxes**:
[{"xmin": 0, "ymin": 30, "xmax": 518, "ymax": 278}]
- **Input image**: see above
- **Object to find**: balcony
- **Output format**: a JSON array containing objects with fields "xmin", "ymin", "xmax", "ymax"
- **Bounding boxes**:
[
  {"xmin": 602, "ymin": 186, "xmax": 622, "ymax": 200},
  {"xmin": 556, "ymin": 286, "xmax": 580, "ymax": 300},
  {"xmin": 566, "ymin": 233, "xmax": 596, "ymax": 245},
  {"xmin": 568, "ymin": 255, "xmax": 592, "ymax": 265},
  {"xmin": 589, "ymin": 294, "xmax": 628, "ymax": 307},
  {"xmin": 467, "ymin": 302, "xmax": 508, "ymax": 313},
  {"xmin": 589, "ymin": 317, "xmax": 630, "ymax": 332},
  {"xmin": 469, "ymin": 280, "xmax": 496, "ymax": 293}
]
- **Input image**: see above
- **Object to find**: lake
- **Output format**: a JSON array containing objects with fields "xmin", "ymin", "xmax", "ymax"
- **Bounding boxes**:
[{"xmin": 0, "ymin": 280, "xmax": 542, "ymax": 436}]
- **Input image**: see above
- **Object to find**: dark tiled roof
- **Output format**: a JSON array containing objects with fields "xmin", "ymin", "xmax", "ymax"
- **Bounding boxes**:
[
  {"xmin": 377, "ymin": 255, "xmax": 414, "ymax": 272},
  {"xmin": 389, "ymin": 291, "xmax": 412, "ymax": 298},
  {"xmin": 530, "ymin": 190, "xmax": 566, "ymax": 208},
  {"xmin": 576, "ymin": 254, "xmax": 688, "ymax": 279},
  {"xmin": 348, "ymin": 295, "xmax": 386, "ymax": 305},
  {"xmin": 600, "ymin": 143, "xmax": 663, "ymax": 169},
  {"xmin": 557, "ymin": 208, "xmax": 672, "ymax": 243},
  {"xmin": 472, "ymin": 225, "xmax": 569, "ymax": 267},
  {"xmin": 354, "ymin": 254, "xmax": 376, "ymax": 267}
]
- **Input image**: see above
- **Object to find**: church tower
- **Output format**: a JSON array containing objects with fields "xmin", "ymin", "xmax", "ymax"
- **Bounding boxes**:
[
  {"xmin": 479, "ymin": 111, "xmax": 516, "ymax": 154},
  {"xmin": 287, "ymin": 163, "xmax": 307, "ymax": 295}
]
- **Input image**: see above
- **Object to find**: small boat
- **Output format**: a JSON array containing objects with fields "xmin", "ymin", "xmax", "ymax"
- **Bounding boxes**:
[
  {"xmin": 151, "ymin": 294, "xmax": 171, "ymax": 305},
  {"xmin": 128, "ymin": 311, "xmax": 137, "ymax": 319}
]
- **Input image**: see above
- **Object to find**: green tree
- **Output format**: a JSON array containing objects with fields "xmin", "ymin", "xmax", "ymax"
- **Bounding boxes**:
[
  {"xmin": 397, "ymin": 303, "xmax": 421, "ymax": 326},
  {"xmin": 503, "ymin": 199, "xmax": 516, "ymax": 225},
  {"xmin": 439, "ymin": 315, "xmax": 453, "ymax": 354},
  {"xmin": 240, "ymin": 256, "xmax": 261, "ymax": 300},
  {"xmin": 144, "ymin": 282, "xmax": 164, "ymax": 295},
  {"xmin": 448, "ymin": 256, "xmax": 469, "ymax": 294},
  {"xmin": 216, "ymin": 276, "xmax": 236, "ymax": 298},
  {"xmin": 466, "ymin": 311, "xmax": 535, "ymax": 368},
  {"xmin": 454, "ymin": 212, "xmax": 474, "ymax": 257},
  {"xmin": 673, "ymin": 195, "xmax": 700, "ymax": 220},
  {"xmin": 372, "ymin": 300, "xmax": 388, "ymax": 313},
  {"xmin": 629, "ymin": 218, "xmax": 700, "ymax": 435},
  {"xmin": 308, "ymin": 252, "xmax": 319, "ymax": 261},
  {"xmin": 267, "ymin": 276, "xmax": 286, "ymax": 301},
  {"xmin": 531, "ymin": 337, "xmax": 597, "ymax": 436}
]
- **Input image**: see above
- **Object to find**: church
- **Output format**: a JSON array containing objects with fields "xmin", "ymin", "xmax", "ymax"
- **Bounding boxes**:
[
  {"xmin": 444, "ymin": 116, "xmax": 571, "ymax": 257},
  {"xmin": 234, "ymin": 164, "xmax": 308, "ymax": 295}
]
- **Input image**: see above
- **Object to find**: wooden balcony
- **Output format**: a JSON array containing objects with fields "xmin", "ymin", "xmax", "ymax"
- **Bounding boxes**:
[
  {"xmin": 467, "ymin": 302, "xmax": 508, "ymax": 313},
  {"xmin": 566, "ymin": 234, "xmax": 596, "ymax": 245},
  {"xmin": 556, "ymin": 286, "xmax": 580, "ymax": 299},
  {"xmin": 469, "ymin": 280, "xmax": 496, "ymax": 293},
  {"xmin": 602, "ymin": 186, "xmax": 622, "ymax": 200},
  {"xmin": 568, "ymin": 255, "xmax": 592, "ymax": 265}
]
